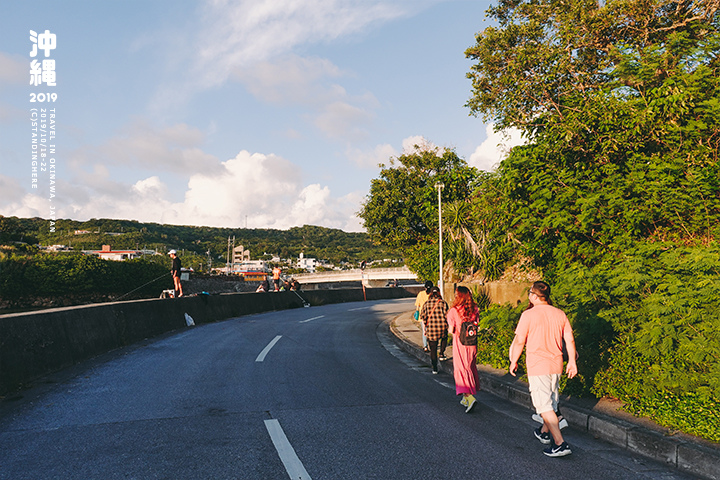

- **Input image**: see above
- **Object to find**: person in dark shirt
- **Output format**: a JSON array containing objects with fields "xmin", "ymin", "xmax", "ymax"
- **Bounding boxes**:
[{"xmin": 168, "ymin": 250, "xmax": 184, "ymax": 297}]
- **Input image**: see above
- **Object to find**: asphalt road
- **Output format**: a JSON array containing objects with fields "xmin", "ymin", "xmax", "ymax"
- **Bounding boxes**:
[{"xmin": 0, "ymin": 298, "xmax": 693, "ymax": 479}]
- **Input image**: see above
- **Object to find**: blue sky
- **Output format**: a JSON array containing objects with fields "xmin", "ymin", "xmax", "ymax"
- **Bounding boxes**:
[{"xmin": 0, "ymin": 0, "xmax": 522, "ymax": 232}]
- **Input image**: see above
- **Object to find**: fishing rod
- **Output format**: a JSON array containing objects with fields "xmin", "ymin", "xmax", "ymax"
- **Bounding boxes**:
[{"xmin": 115, "ymin": 272, "xmax": 171, "ymax": 301}]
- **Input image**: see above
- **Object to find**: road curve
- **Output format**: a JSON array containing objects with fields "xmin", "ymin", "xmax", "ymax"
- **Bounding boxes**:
[{"xmin": 0, "ymin": 299, "xmax": 693, "ymax": 479}]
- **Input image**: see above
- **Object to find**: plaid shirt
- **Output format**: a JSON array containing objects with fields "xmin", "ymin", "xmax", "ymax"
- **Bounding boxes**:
[{"xmin": 420, "ymin": 297, "xmax": 449, "ymax": 341}]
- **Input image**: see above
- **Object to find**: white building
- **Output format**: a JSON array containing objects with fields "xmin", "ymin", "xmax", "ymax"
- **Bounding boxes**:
[{"xmin": 297, "ymin": 252, "xmax": 317, "ymax": 273}]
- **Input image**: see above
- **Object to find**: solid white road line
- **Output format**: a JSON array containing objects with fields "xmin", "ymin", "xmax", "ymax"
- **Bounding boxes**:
[
  {"xmin": 299, "ymin": 315, "xmax": 325, "ymax": 323},
  {"xmin": 434, "ymin": 379, "xmax": 454, "ymax": 389},
  {"xmin": 256, "ymin": 335, "xmax": 282, "ymax": 362},
  {"xmin": 264, "ymin": 419, "xmax": 312, "ymax": 480},
  {"xmin": 348, "ymin": 307, "xmax": 370, "ymax": 311}
]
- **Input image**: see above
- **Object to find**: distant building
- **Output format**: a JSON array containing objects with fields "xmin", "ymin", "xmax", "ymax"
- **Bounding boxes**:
[
  {"xmin": 233, "ymin": 245, "xmax": 250, "ymax": 264},
  {"xmin": 86, "ymin": 245, "xmax": 142, "ymax": 261},
  {"xmin": 297, "ymin": 252, "xmax": 317, "ymax": 273}
]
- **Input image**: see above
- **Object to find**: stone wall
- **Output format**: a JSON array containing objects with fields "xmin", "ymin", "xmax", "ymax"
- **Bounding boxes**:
[{"xmin": 0, "ymin": 287, "xmax": 415, "ymax": 395}]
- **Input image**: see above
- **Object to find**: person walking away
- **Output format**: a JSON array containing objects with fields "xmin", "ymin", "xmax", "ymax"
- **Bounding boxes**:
[
  {"xmin": 272, "ymin": 266, "xmax": 282, "ymax": 291},
  {"xmin": 415, "ymin": 281, "xmax": 433, "ymax": 352},
  {"xmin": 446, "ymin": 286, "xmax": 480, "ymax": 413},
  {"xmin": 168, "ymin": 250, "xmax": 183, "ymax": 298},
  {"xmin": 509, "ymin": 281, "xmax": 577, "ymax": 457},
  {"xmin": 419, "ymin": 286, "xmax": 448, "ymax": 374}
]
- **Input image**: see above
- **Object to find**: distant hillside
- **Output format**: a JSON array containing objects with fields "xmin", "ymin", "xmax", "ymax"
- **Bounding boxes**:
[{"xmin": 0, "ymin": 216, "xmax": 401, "ymax": 267}]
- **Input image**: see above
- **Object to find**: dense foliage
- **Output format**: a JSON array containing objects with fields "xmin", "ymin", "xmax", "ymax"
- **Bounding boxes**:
[
  {"xmin": 463, "ymin": 0, "xmax": 720, "ymax": 441},
  {"xmin": 358, "ymin": 147, "xmax": 480, "ymax": 282},
  {"xmin": 0, "ymin": 253, "xmax": 169, "ymax": 303}
]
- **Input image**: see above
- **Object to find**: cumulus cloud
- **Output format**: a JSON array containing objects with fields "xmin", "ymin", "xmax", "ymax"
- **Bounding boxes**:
[
  {"xmin": 347, "ymin": 143, "xmax": 397, "ymax": 169},
  {"xmin": 1, "ymin": 148, "xmax": 364, "ymax": 232},
  {"xmin": 345, "ymin": 135, "xmax": 443, "ymax": 170},
  {"xmin": 402, "ymin": 135, "xmax": 440, "ymax": 154},
  {"xmin": 468, "ymin": 124, "xmax": 526, "ymax": 172}
]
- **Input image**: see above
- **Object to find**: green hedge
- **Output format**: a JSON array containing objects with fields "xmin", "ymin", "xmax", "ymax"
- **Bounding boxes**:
[
  {"xmin": 476, "ymin": 242, "xmax": 720, "ymax": 442},
  {"xmin": 0, "ymin": 253, "xmax": 170, "ymax": 301}
]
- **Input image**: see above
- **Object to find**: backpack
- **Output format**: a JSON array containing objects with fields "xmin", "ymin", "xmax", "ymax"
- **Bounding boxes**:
[{"xmin": 459, "ymin": 319, "xmax": 478, "ymax": 346}]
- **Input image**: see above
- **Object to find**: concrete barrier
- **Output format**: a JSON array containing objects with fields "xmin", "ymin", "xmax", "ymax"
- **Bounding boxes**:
[{"xmin": 0, "ymin": 287, "xmax": 414, "ymax": 395}]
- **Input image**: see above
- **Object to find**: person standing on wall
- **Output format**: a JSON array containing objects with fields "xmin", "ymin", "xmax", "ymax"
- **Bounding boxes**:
[
  {"xmin": 419, "ymin": 286, "xmax": 448, "ymax": 375},
  {"xmin": 272, "ymin": 266, "xmax": 282, "ymax": 291},
  {"xmin": 509, "ymin": 281, "xmax": 577, "ymax": 457},
  {"xmin": 446, "ymin": 286, "xmax": 480, "ymax": 413},
  {"xmin": 168, "ymin": 250, "xmax": 183, "ymax": 298}
]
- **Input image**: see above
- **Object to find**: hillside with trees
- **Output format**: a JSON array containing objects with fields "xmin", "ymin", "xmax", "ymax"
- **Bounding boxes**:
[
  {"xmin": 0, "ymin": 216, "xmax": 402, "ymax": 311},
  {"xmin": 1, "ymin": 216, "xmax": 400, "ymax": 269}
]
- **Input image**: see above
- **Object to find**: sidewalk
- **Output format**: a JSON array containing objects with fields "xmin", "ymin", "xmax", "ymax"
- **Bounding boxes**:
[{"xmin": 390, "ymin": 311, "xmax": 720, "ymax": 480}]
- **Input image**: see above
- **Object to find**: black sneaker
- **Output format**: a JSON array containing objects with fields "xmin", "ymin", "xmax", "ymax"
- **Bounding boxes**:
[
  {"xmin": 439, "ymin": 353, "xmax": 447, "ymax": 361},
  {"xmin": 533, "ymin": 427, "xmax": 551, "ymax": 445},
  {"xmin": 543, "ymin": 441, "xmax": 572, "ymax": 457}
]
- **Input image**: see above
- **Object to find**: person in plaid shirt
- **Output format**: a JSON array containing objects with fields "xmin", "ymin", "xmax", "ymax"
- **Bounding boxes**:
[{"xmin": 419, "ymin": 286, "xmax": 449, "ymax": 374}]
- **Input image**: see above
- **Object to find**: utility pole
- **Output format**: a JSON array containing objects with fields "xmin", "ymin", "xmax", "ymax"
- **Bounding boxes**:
[
  {"xmin": 226, "ymin": 236, "xmax": 231, "ymax": 274},
  {"xmin": 435, "ymin": 183, "xmax": 445, "ymax": 296}
]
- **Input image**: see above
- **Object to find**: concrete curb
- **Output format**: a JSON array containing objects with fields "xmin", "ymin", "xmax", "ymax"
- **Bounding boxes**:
[{"xmin": 388, "ymin": 312, "xmax": 720, "ymax": 480}]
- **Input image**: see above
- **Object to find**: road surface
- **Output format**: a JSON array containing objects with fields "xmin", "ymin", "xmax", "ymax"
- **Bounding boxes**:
[{"xmin": 0, "ymin": 298, "xmax": 692, "ymax": 479}]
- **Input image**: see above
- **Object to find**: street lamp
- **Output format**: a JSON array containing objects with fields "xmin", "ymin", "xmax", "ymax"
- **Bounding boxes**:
[{"xmin": 435, "ymin": 182, "xmax": 444, "ymax": 296}]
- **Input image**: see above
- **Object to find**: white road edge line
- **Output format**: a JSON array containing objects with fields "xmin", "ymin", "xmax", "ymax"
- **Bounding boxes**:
[
  {"xmin": 434, "ymin": 379, "xmax": 454, "ymax": 389},
  {"xmin": 348, "ymin": 307, "xmax": 370, "ymax": 311},
  {"xmin": 264, "ymin": 419, "xmax": 312, "ymax": 480},
  {"xmin": 256, "ymin": 335, "xmax": 282, "ymax": 362},
  {"xmin": 300, "ymin": 315, "xmax": 325, "ymax": 323}
]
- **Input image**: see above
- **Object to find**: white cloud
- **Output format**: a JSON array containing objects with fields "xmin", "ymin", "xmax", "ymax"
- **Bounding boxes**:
[
  {"xmin": 468, "ymin": 124, "xmax": 526, "ymax": 172},
  {"xmin": 347, "ymin": 143, "xmax": 397, "ymax": 169},
  {"xmin": 233, "ymin": 54, "xmax": 380, "ymax": 142},
  {"xmin": 193, "ymin": 0, "xmax": 407, "ymax": 89},
  {"xmin": 0, "ymin": 148, "xmax": 364, "ymax": 232},
  {"xmin": 70, "ymin": 120, "xmax": 222, "ymax": 177},
  {"xmin": 402, "ymin": 135, "xmax": 440, "ymax": 154}
]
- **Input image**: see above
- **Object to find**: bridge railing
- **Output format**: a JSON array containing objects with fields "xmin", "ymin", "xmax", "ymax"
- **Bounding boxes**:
[{"xmin": 292, "ymin": 266, "xmax": 417, "ymax": 284}]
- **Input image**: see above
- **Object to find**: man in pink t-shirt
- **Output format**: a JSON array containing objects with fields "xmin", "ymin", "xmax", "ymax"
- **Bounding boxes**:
[{"xmin": 509, "ymin": 281, "xmax": 577, "ymax": 457}]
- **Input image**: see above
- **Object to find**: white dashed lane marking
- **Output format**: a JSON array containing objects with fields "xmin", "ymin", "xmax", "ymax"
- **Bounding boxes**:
[
  {"xmin": 265, "ymin": 419, "xmax": 312, "ymax": 480},
  {"xmin": 299, "ymin": 315, "xmax": 325, "ymax": 323},
  {"xmin": 256, "ymin": 335, "xmax": 282, "ymax": 362}
]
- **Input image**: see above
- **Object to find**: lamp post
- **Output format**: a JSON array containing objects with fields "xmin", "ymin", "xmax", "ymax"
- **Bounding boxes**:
[{"xmin": 435, "ymin": 182, "xmax": 445, "ymax": 296}]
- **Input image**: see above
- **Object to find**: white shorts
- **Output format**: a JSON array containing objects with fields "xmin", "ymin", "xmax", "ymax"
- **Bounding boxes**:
[{"xmin": 528, "ymin": 374, "xmax": 560, "ymax": 415}]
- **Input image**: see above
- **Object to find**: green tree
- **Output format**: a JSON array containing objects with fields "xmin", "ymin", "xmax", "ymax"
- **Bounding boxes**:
[
  {"xmin": 358, "ymin": 145, "xmax": 479, "ymax": 281},
  {"xmin": 465, "ymin": 0, "xmax": 720, "ymax": 267},
  {"xmin": 463, "ymin": 0, "xmax": 720, "ymax": 441}
]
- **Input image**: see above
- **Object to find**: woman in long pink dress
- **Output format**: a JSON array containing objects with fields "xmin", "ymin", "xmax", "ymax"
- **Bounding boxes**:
[{"xmin": 446, "ymin": 286, "xmax": 480, "ymax": 413}]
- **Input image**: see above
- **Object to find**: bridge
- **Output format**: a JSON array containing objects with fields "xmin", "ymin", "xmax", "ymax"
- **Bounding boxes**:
[{"xmin": 291, "ymin": 266, "xmax": 418, "ymax": 287}]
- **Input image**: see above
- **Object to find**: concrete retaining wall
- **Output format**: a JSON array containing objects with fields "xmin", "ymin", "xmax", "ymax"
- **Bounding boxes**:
[{"xmin": 0, "ymin": 287, "xmax": 414, "ymax": 395}]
